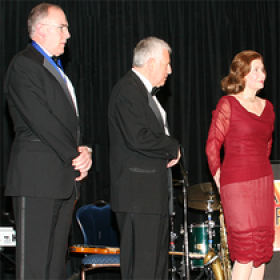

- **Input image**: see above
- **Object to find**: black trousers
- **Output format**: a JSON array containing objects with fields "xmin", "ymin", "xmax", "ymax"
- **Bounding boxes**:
[
  {"xmin": 116, "ymin": 212, "xmax": 169, "ymax": 280},
  {"xmin": 13, "ymin": 192, "xmax": 76, "ymax": 280}
]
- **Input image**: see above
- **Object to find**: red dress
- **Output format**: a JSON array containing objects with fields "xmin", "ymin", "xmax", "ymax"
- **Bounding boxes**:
[{"xmin": 206, "ymin": 95, "xmax": 275, "ymax": 267}]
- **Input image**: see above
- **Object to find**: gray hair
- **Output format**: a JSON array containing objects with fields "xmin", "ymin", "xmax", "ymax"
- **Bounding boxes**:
[
  {"xmin": 27, "ymin": 3, "xmax": 61, "ymax": 39},
  {"xmin": 132, "ymin": 37, "xmax": 172, "ymax": 67}
]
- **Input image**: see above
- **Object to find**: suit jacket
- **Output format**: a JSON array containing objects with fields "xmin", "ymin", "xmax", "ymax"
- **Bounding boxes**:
[
  {"xmin": 108, "ymin": 70, "xmax": 179, "ymax": 215},
  {"xmin": 4, "ymin": 44, "xmax": 80, "ymax": 199}
]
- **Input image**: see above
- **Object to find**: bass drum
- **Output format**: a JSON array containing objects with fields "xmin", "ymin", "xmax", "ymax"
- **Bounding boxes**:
[{"xmin": 188, "ymin": 222, "xmax": 220, "ymax": 269}]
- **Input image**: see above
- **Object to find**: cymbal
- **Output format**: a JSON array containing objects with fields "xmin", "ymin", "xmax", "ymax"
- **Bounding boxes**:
[
  {"xmin": 173, "ymin": 179, "xmax": 184, "ymax": 186},
  {"xmin": 187, "ymin": 182, "xmax": 220, "ymax": 211}
]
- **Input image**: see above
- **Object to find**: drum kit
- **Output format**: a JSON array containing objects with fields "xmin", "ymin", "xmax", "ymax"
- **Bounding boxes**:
[{"xmin": 170, "ymin": 170, "xmax": 222, "ymax": 280}]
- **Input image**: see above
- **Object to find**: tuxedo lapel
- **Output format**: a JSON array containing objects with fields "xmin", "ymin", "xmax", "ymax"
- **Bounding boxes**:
[
  {"xmin": 129, "ymin": 71, "xmax": 165, "ymax": 131},
  {"xmin": 147, "ymin": 93, "xmax": 164, "ymax": 130},
  {"xmin": 43, "ymin": 58, "xmax": 76, "ymax": 112}
]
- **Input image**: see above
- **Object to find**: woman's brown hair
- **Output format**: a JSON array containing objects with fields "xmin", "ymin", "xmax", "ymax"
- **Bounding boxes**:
[{"xmin": 221, "ymin": 50, "xmax": 265, "ymax": 94}]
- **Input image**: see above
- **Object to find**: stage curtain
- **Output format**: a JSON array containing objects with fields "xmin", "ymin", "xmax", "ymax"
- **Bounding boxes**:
[{"xmin": 1, "ymin": 1, "xmax": 280, "ymax": 278}]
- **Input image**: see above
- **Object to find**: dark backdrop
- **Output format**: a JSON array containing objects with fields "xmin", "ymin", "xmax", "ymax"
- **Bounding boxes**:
[{"xmin": 1, "ymin": 0, "xmax": 280, "ymax": 278}]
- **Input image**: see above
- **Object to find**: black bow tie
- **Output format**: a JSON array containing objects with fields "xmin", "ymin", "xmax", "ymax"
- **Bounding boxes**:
[
  {"xmin": 51, "ymin": 56, "xmax": 60, "ymax": 65},
  {"xmin": 151, "ymin": 87, "xmax": 160, "ymax": 96}
]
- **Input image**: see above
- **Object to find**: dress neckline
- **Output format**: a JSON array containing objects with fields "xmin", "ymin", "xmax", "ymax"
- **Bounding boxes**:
[{"xmin": 227, "ymin": 95, "xmax": 267, "ymax": 117}]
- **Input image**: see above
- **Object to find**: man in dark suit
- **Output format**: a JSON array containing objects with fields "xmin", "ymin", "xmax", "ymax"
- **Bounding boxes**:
[
  {"xmin": 108, "ymin": 37, "xmax": 181, "ymax": 279},
  {"xmin": 4, "ymin": 3, "xmax": 92, "ymax": 279}
]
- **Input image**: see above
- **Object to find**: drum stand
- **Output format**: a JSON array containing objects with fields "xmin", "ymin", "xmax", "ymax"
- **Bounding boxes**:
[
  {"xmin": 194, "ymin": 196, "xmax": 216, "ymax": 280},
  {"xmin": 170, "ymin": 165, "xmax": 191, "ymax": 279}
]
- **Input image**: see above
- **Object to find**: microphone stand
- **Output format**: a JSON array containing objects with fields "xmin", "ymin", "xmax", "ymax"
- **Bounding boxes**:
[
  {"xmin": 170, "ymin": 214, "xmax": 178, "ymax": 280},
  {"xmin": 179, "ymin": 162, "xmax": 190, "ymax": 280},
  {"xmin": 169, "ymin": 168, "xmax": 178, "ymax": 280}
]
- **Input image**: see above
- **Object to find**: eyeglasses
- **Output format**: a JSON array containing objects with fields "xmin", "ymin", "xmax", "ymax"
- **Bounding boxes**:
[{"xmin": 41, "ymin": 23, "xmax": 69, "ymax": 33}]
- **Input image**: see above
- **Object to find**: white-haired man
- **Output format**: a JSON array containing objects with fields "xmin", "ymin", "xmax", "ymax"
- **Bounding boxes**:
[{"xmin": 108, "ymin": 37, "xmax": 181, "ymax": 279}]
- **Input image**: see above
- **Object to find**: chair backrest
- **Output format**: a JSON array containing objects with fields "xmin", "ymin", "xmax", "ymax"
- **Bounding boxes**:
[{"xmin": 76, "ymin": 202, "xmax": 119, "ymax": 247}]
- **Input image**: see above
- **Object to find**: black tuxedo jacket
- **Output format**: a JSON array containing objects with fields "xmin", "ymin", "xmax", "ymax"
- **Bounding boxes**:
[
  {"xmin": 108, "ymin": 70, "xmax": 179, "ymax": 215},
  {"xmin": 4, "ymin": 44, "xmax": 80, "ymax": 199}
]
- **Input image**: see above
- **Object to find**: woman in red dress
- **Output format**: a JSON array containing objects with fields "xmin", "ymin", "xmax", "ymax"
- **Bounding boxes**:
[{"xmin": 206, "ymin": 50, "xmax": 275, "ymax": 280}]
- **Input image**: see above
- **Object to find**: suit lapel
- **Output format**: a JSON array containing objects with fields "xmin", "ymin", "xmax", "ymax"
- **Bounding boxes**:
[
  {"xmin": 43, "ymin": 58, "xmax": 76, "ymax": 112},
  {"xmin": 129, "ymin": 70, "xmax": 165, "ymax": 131},
  {"xmin": 147, "ymin": 93, "xmax": 164, "ymax": 129}
]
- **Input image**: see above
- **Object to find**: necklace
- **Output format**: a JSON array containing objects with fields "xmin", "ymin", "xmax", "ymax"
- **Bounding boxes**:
[{"xmin": 241, "ymin": 94, "xmax": 256, "ymax": 103}]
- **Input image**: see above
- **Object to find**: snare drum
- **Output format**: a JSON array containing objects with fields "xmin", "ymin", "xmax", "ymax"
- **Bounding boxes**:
[{"xmin": 188, "ymin": 223, "xmax": 220, "ymax": 269}]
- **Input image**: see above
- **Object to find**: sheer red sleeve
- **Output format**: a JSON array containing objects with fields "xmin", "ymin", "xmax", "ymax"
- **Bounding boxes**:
[
  {"xmin": 267, "ymin": 101, "xmax": 275, "ymax": 157},
  {"xmin": 267, "ymin": 127, "xmax": 273, "ymax": 157},
  {"xmin": 206, "ymin": 97, "xmax": 231, "ymax": 177}
]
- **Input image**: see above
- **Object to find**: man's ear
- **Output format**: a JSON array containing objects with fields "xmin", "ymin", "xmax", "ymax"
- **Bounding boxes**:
[
  {"xmin": 36, "ymin": 23, "xmax": 45, "ymax": 37},
  {"xmin": 147, "ymin": 57, "xmax": 156, "ymax": 72}
]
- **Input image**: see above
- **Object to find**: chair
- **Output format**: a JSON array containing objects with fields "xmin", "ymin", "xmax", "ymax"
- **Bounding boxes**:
[{"xmin": 75, "ymin": 201, "xmax": 120, "ymax": 280}]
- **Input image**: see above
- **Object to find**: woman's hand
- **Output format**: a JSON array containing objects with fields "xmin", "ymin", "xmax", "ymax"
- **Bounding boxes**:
[{"xmin": 213, "ymin": 168, "xmax": 221, "ymax": 193}]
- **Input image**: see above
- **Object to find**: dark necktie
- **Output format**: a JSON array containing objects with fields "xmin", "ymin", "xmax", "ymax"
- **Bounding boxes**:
[
  {"xmin": 51, "ymin": 56, "xmax": 60, "ymax": 67},
  {"xmin": 151, "ymin": 87, "xmax": 160, "ymax": 96}
]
